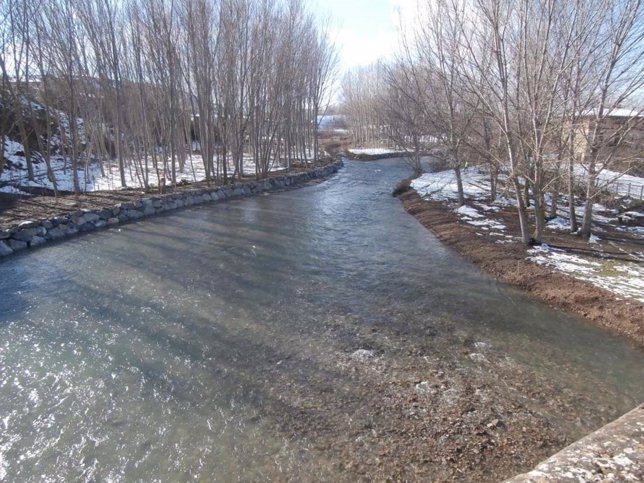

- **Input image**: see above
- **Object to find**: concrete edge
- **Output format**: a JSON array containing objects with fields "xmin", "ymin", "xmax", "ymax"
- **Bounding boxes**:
[{"xmin": 505, "ymin": 404, "xmax": 644, "ymax": 482}]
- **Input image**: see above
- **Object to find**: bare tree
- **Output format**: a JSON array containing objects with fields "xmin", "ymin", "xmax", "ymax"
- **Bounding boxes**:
[{"xmin": 576, "ymin": 0, "xmax": 644, "ymax": 238}]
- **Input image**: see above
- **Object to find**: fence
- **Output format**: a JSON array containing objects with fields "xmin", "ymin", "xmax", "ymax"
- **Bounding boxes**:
[{"xmin": 600, "ymin": 179, "xmax": 644, "ymax": 200}]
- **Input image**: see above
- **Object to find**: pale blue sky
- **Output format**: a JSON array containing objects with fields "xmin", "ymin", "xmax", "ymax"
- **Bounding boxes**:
[{"xmin": 312, "ymin": 0, "xmax": 413, "ymax": 72}]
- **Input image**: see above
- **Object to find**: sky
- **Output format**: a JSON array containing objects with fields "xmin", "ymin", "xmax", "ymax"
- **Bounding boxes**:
[{"xmin": 311, "ymin": 0, "xmax": 415, "ymax": 73}]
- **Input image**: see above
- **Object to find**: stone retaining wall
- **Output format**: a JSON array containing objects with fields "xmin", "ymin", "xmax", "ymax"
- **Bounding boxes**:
[{"xmin": 0, "ymin": 160, "xmax": 343, "ymax": 259}]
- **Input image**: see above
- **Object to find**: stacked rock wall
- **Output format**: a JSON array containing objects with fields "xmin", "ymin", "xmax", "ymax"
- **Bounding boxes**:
[{"xmin": 0, "ymin": 160, "xmax": 342, "ymax": 259}]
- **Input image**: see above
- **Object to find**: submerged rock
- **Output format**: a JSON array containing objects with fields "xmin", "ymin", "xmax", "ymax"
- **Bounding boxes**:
[
  {"xmin": 8, "ymin": 239, "xmax": 27, "ymax": 251},
  {"xmin": 351, "ymin": 349, "xmax": 376, "ymax": 361}
]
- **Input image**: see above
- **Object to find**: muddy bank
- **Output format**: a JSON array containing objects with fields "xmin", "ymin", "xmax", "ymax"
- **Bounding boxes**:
[{"xmin": 398, "ymin": 190, "xmax": 644, "ymax": 347}]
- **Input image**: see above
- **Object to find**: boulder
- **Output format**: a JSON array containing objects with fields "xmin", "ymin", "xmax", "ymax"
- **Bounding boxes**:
[
  {"xmin": 98, "ymin": 208, "xmax": 113, "ymax": 220},
  {"xmin": 8, "ymin": 239, "xmax": 27, "ymax": 251},
  {"xmin": 78, "ymin": 222, "xmax": 96, "ymax": 232},
  {"xmin": 47, "ymin": 227, "xmax": 66, "ymax": 240},
  {"xmin": 77, "ymin": 212, "xmax": 100, "ymax": 225},
  {"xmin": 0, "ymin": 241, "xmax": 13, "ymax": 257},
  {"xmin": 30, "ymin": 236, "xmax": 46, "ymax": 247},
  {"xmin": 116, "ymin": 202, "xmax": 133, "ymax": 211},
  {"xmin": 13, "ymin": 227, "xmax": 39, "ymax": 241},
  {"xmin": 127, "ymin": 210, "xmax": 144, "ymax": 220}
]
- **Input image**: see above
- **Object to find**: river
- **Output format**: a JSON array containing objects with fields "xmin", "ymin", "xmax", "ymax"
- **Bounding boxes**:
[{"xmin": 0, "ymin": 158, "xmax": 642, "ymax": 481}]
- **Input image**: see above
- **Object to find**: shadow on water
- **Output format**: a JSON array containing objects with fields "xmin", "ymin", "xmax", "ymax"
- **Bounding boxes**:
[{"xmin": 0, "ymin": 158, "xmax": 642, "ymax": 481}]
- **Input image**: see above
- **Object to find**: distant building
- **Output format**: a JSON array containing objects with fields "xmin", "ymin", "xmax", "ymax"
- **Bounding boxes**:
[{"xmin": 572, "ymin": 108, "xmax": 644, "ymax": 161}]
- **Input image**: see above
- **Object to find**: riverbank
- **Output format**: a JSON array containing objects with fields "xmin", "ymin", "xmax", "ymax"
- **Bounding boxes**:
[
  {"xmin": 0, "ymin": 159, "xmax": 343, "ymax": 259},
  {"xmin": 344, "ymin": 148, "xmax": 415, "ymax": 161},
  {"xmin": 398, "ymin": 189, "xmax": 644, "ymax": 346}
]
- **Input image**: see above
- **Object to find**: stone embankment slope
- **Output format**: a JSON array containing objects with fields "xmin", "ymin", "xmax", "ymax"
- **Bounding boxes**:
[{"xmin": 0, "ymin": 160, "xmax": 342, "ymax": 259}]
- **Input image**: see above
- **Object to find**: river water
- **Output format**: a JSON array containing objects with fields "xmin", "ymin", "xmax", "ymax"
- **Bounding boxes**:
[{"xmin": 0, "ymin": 159, "xmax": 642, "ymax": 481}]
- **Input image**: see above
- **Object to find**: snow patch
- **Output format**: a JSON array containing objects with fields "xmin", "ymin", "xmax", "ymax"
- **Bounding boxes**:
[
  {"xmin": 574, "ymin": 165, "xmax": 644, "ymax": 198},
  {"xmin": 474, "ymin": 203, "xmax": 501, "ymax": 212},
  {"xmin": 455, "ymin": 205, "xmax": 484, "ymax": 218},
  {"xmin": 453, "ymin": 204, "xmax": 507, "ymax": 231},
  {"xmin": 0, "ymin": 185, "xmax": 30, "ymax": 195},
  {"xmin": 465, "ymin": 218, "xmax": 507, "ymax": 230},
  {"xmin": 528, "ymin": 249, "xmax": 644, "ymax": 302},
  {"xmin": 2, "ymin": 138, "xmax": 287, "ymax": 193},
  {"xmin": 348, "ymin": 147, "xmax": 405, "ymax": 156},
  {"xmin": 411, "ymin": 168, "xmax": 493, "ymax": 202},
  {"xmin": 546, "ymin": 217, "xmax": 571, "ymax": 232}
]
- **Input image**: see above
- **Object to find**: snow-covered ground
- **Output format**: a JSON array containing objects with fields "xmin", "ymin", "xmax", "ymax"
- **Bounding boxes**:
[
  {"xmin": 574, "ymin": 165, "xmax": 644, "ymax": 199},
  {"xmin": 411, "ymin": 167, "xmax": 644, "ymax": 303},
  {"xmin": 412, "ymin": 168, "xmax": 516, "ymax": 238},
  {"xmin": 528, "ymin": 245, "xmax": 644, "ymax": 303},
  {"xmin": 87, "ymin": 153, "xmax": 287, "ymax": 191},
  {"xmin": 412, "ymin": 167, "xmax": 512, "ymax": 204},
  {"xmin": 348, "ymin": 147, "xmax": 406, "ymax": 156},
  {"xmin": 1, "ymin": 137, "xmax": 289, "ymax": 193}
]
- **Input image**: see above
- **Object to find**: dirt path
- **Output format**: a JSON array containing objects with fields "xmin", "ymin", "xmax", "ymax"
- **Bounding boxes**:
[{"xmin": 398, "ymin": 190, "xmax": 644, "ymax": 347}]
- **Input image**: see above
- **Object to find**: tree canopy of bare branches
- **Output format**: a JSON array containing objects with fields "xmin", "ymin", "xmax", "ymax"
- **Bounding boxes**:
[
  {"xmin": 0, "ymin": 0, "xmax": 337, "ymax": 191},
  {"xmin": 342, "ymin": 0, "xmax": 644, "ymax": 244}
]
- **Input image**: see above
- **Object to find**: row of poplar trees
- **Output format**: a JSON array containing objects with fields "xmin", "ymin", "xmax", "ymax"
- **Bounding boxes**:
[{"xmin": 0, "ymin": 0, "xmax": 336, "ymax": 192}]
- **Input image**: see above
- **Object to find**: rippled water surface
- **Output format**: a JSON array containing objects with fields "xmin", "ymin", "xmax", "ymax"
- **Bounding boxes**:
[{"xmin": 0, "ymin": 159, "xmax": 642, "ymax": 481}]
